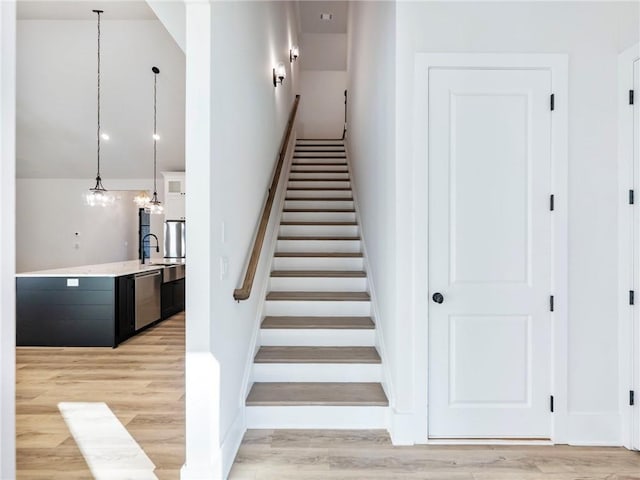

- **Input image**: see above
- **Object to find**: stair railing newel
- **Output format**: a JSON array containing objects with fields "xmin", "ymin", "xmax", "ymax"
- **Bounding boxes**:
[{"xmin": 233, "ymin": 95, "xmax": 301, "ymax": 301}]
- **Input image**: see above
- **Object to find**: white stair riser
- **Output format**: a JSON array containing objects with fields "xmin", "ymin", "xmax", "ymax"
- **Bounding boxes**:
[
  {"xmin": 289, "ymin": 173, "xmax": 350, "ymax": 180},
  {"xmin": 279, "ymin": 225, "xmax": 359, "ymax": 236},
  {"xmin": 292, "ymin": 165, "xmax": 348, "ymax": 172},
  {"xmin": 270, "ymin": 276, "xmax": 367, "ymax": 292},
  {"xmin": 253, "ymin": 363, "xmax": 381, "ymax": 382},
  {"xmin": 288, "ymin": 181, "xmax": 350, "ymax": 189},
  {"xmin": 265, "ymin": 300, "xmax": 371, "ymax": 316},
  {"xmin": 276, "ymin": 239, "xmax": 361, "ymax": 253},
  {"xmin": 294, "ymin": 152, "xmax": 346, "ymax": 158},
  {"xmin": 281, "ymin": 211, "xmax": 356, "ymax": 222},
  {"xmin": 246, "ymin": 406, "xmax": 387, "ymax": 429},
  {"xmin": 286, "ymin": 190, "xmax": 352, "ymax": 199},
  {"xmin": 260, "ymin": 328, "xmax": 375, "ymax": 347},
  {"xmin": 295, "ymin": 150, "xmax": 346, "ymax": 155},
  {"xmin": 285, "ymin": 200, "xmax": 354, "ymax": 210},
  {"xmin": 272, "ymin": 257, "xmax": 364, "ymax": 270},
  {"xmin": 293, "ymin": 158, "xmax": 348, "ymax": 165}
]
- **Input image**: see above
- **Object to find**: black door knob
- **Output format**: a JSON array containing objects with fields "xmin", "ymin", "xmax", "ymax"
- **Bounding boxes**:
[{"xmin": 432, "ymin": 292, "xmax": 444, "ymax": 304}]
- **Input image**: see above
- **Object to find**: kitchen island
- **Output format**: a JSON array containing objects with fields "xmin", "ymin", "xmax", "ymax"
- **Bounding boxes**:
[{"xmin": 16, "ymin": 259, "xmax": 185, "ymax": 347}]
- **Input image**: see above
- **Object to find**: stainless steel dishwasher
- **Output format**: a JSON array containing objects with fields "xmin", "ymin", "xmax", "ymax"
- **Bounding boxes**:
[{"xmin": 135, "ymin": 270, "xmax": 161, "ymax": 331}]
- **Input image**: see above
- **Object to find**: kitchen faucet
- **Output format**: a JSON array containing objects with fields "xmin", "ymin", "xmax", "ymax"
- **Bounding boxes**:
[{"xmin": 141, "ymin": 233, "xmax": 160, "ymax": 264}]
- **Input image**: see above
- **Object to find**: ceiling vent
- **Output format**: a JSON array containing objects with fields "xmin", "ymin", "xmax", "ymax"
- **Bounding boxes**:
[{"xmin": 320, "ymin": 13, "xmax": 333, "ymax": 21}]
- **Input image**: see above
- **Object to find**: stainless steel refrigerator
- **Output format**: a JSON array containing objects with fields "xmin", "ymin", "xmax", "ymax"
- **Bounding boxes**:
[{"xmin": 164, "ymin": 220, "xmax": 186, "ymax": 258}]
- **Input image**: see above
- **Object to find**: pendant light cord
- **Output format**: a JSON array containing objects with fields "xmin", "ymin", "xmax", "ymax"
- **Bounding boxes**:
[
  {"xmin": 95, "ymin": 9, "xmax": 102, "ymax": 182},
  {"xmin": 153, "ymin": 71, "xmax": 158, "ymax": 196}
]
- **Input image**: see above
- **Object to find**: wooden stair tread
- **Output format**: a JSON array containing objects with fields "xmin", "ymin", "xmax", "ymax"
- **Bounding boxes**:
[
  {"xmin": 271, "ymin": 270, "xmax": 366, "ymax": 278},
  {"xmin": 293, "ymin": 156, "xmax": 347, "ymax": 159},
  {"xmin": 280, "ymin": 221, "xmax": 357, "ymax": 226},
  {"xmin": 246, "ymin": 382, "xmax": 388, "ymax": 406},
  {"xmin": 255, "ymin": 346, "xmax": 380, "ymax": 364},
  {"xmin": 283, "ymin": 208, "xmax": 355, "ymax": 213},
  {"xmin": 292, "ymin": 162, "xmax": 347, "ymax": 166},
  {"xmin": 274, "ymin": 252, "xmax": 363, "ymax": 257},
  {"xmin": 290, "ymin": 170, "xmax": 349, "ymax": 174},
  {"xmin": 287, "ymin": 187, "xmax": 351, "ymax": 191},
  {"xmin": 288, "ymin": 179, "xmax": 349, "ymax": 182},
  {"xmin": 285, "ymin": 198, "xmax": 353, "ymax": 201},
  {"xmin": 262, "ymin": 316, "xmax": 374, "ymax": 329},
  {"xmin": 266, "ymin": 291, "xmax": 370, "ymax": 301},
  {"xmin": 277, "ymin": 236, "xmax": 360, "ymax": 241}
]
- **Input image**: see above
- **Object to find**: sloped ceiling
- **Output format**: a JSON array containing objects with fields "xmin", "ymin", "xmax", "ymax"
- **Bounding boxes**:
[
  {"xmin": 17, "ymin": 1, "xmax": 185, "ymax": 179},
  {"xmin": 298, "ymin": 1, "xmax": 348, "ymax": 34},
  {"xmin": 297, "ymin": 1, "xmax": 348, "ymax": 71}
]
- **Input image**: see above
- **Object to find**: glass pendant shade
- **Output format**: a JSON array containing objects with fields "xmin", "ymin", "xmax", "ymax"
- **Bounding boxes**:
[
  {"xmin": 133, "ymin": 190, "xmax": 151, "ymax": 207},
  {"xmin": 85, "ymin": 176, "xmax": 114, "ymax": 207},
  {"xmin": 146, "ymin": 192, "xmax": 164, "ymax": 215}
]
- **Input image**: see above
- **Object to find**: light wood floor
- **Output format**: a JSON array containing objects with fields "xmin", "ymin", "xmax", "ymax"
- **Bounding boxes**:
[
  {"xmin": 230, "ymin": 430, "xmax": 640, "ymax": 479},
  {"xmin": 16, "ymin": 312, "xmax": 640, "ymax": 480},
  {"xmin": 16, "ymin": 312, "xmax": 185, "ymax": 479}
]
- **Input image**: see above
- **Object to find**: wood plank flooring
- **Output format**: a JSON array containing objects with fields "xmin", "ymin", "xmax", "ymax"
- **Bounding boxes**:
[
  {"xmin": 230, "ymin": 429, "xmax": 640, "ymax": 480},
  {"xmin": 16, "ymin": 310, "xmax": 640, "ymax": 479},
  {"xmin": 16, "ymin": 312, "xmax": 185, "ymax": 479}
]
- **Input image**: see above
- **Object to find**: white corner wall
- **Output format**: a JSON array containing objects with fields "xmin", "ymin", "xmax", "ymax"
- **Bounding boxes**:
[
  {"xmin": 0, "ymin": 2, "xmax": 16, "ymax": 478},
  {"xmin": 299, "ymin": 70, "xmax": 346, "ymax": 139},
  {"xmin": 16, "ymin": 178, "xmax": 160, "ymax": 272},
  {"xmin": 299, "ymin": 32, "xmax": 347, "ymax": 139},
  {"xmin": 183, "ymin": 2, "xmax": 299, "ymax": 477},
  {"xmin": 345, "ymin": 0, "xmax": 399, "ymax": 433},
  {"xmin": 395, "ymin": 1, "xmax": 640, "ymax": 444}
]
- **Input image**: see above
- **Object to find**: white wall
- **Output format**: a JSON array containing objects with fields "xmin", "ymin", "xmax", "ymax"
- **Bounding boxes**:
[
  {"xmin": 16, "ymin": 178, "xmax": 164, "ymax": 272},
  {"xmin": 346, "ymin": 0, "xmax": 398, "ymax": 429},
  {"xmin": 183, "ymin": 1, "xmax": 299, "ymax": 477},
  {"xmin": 394, "ymin": 1, "xmax": 640, "ymax": 444},
  {"xmin": 299, "ymin": 32, "xmax": 347, "ymax": 139},
  {"xmin": 0, "ymin": 2, "xmax": 16, "ymax": 478},
  {"xmin": 299, "ymin": 70, "xmax": 346, "ymax": 138},
  {"xmin": 299, "ymin": 33, "xmax": 346, "ymax": 71},
  {"xmin": 17, "ymin": 19, "xmax": 185, "ymax": 179}
]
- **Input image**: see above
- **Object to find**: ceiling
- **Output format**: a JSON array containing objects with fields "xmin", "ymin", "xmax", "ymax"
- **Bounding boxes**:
[
  {"xmin": 17, "ymin": 10, "xmax": 185, "ymax": 179},
  {"xmin": 298, "ymin": 1, "xmax": 348, "ymax": 34},
  {"xmin": 17, "ymin": 1, "xmax": 157, "ymax": 20}
]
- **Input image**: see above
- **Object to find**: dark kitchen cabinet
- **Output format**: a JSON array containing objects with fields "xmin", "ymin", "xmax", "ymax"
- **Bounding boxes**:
[
  {"xmin": 161, "ymin": 278, "xmax": 185, "ymax": 319},
  {"xmin": 116, "ymin": 275, "xmax": 136, "ymax": 344}
]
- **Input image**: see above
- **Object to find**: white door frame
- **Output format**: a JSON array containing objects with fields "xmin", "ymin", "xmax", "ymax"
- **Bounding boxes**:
[
  {"xmin": 412, "ymin": 53, "xmax": 569, "ymax": 443},
  {"xmin": 0, "ymin": 1, "xmax": 16, "ymax": 478},
  {"xmin": 618, "ymin": 42, "xmax": 640, "ymax": 451}
]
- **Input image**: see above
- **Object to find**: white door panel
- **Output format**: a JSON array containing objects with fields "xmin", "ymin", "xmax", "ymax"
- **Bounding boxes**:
[{"xmin": 429, "ymin": 68, "xmax": 553, "ymax": 438}]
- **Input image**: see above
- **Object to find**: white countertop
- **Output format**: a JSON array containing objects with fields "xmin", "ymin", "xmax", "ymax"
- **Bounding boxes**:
[{"xmin": 16, "ymin": 258, "xmax": 186, "ymax": 278}]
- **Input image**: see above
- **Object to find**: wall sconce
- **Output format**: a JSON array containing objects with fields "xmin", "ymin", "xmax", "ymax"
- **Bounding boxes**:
[
  {"xmin": 273, "ymin": 62, "xmax": 286, "ymax": 87},
  {"xmin": 290, "ymin": 46, "xmax": 299, "ymax": 62}
]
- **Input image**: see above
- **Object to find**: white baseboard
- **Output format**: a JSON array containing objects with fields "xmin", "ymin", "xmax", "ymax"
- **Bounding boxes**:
[
  {"xmin": 180, "ymin": 462, "xmax": 222, "ymax": 480},
  {"xmin": 221, "ymin": 408, "xmax": 247, "ymax": 479},
  {"xmin": 388, "ymin": 409, "xmax": 417, "ymax": 446},
  {"xmin": 567, "ymin": 412, "xmax": 622, "ymax": 446}
]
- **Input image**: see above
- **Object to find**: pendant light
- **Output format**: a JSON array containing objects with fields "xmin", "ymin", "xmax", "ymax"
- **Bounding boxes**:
[
  {"xmin": 86, "ymin": 9, "xmax": 114, "ymax": 207},
  {"xmin": 145, "ymin": 66, "xmax": 164, "ymax": 215}
]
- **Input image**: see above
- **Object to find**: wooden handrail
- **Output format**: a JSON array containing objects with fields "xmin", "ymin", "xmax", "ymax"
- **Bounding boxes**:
[{"xmin": 233, "ymin": 95, "xmax": 301, "ymax": 301}]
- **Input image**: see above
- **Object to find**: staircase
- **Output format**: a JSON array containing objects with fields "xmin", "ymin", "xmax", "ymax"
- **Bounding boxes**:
[{"xmin": 245, "ymin": 139, "xmax": 388, "ymax": 429}]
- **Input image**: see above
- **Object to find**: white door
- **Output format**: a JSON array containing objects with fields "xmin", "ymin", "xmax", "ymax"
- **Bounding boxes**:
[{"xmin": 428, "ymin": 68, "xmax": 553, "ymax": 438}]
